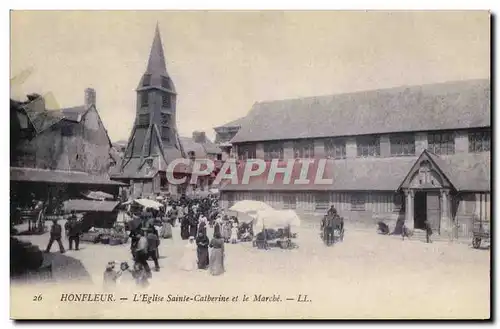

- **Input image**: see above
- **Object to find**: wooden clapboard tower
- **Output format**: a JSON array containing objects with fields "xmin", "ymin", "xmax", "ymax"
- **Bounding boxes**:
[{"xmin": 116, "ymin": 24, "xmax": 188, "ymax": 196}]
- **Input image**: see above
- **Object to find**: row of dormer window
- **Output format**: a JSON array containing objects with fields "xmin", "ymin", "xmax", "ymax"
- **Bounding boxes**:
[{"xmin": 236, "ymin": 129, "xmax": 491, "ymax": 160}]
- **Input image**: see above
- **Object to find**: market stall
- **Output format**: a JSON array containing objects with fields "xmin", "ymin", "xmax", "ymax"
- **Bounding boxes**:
[
  {"xmin": 252, "ymin": 209, "xmax": 301, "ymax": 249},
  {"xmin": 62, "ymin": 199, "xmax": 128, "ymax": 245}
]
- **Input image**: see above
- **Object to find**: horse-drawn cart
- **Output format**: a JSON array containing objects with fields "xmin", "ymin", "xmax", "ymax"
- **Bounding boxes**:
[
  {"xmin": 321, "ymin": 213, "xmax": 344, "ymax": 246},
  {"xmin": 472, "ymin": 215, "xmax": 490, "ymax": 249}
]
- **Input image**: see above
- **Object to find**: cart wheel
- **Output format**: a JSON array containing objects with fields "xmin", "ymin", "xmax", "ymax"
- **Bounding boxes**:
[{"xmin": 472, "ymin": 237, "xmax": 481, "ymax": 249}]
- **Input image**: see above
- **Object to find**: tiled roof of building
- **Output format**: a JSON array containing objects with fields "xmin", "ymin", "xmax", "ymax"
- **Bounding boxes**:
[
  {"xmin": 110, "ymin": 151, "xmax": 191, "ymax": 179},
  {"xmin": 219, "ymin": 151, "xmax": 490, "ymax": 192},
  {"xmin": 214, "ymin": 116, "xmax": 248, "ymax": 129},
  {"xmin": 179, "ymin": 137, "xmax": 222, "ymax": 157},
  {"xmin": 427, "ymin": 152, "xmax": 490, "ymax": 191},
  {"xmin": 54, "ymin": 106, "xmax": 88, "ymax": 122},
  {"xmin": 20, "ymin": 96, "xmax": 91, "ymax": 133},
  {"xmin": 231, "ymin": 79, "xmax": 490, "ymax": 143}
]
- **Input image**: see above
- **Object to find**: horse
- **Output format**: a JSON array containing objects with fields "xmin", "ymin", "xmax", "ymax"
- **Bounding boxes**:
[{"xmin": 321, "ymin": 214, "xmax": 344, "ymax": 246}]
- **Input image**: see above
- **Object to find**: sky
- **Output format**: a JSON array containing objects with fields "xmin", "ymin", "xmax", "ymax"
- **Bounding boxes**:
[{"xmin": 10, "ymin": 10, "xmax": 490, "ymax": 143}]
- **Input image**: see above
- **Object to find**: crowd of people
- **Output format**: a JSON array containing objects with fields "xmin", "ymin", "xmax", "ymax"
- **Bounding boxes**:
[{"xmin": 104, "ymin": 194, "xmax": 244, "ymax": 289}]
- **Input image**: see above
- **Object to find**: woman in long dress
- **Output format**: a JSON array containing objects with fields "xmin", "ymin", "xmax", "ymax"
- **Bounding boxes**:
[
  {"xmin": 180, "ymin": 216, "xmax": 190, "ymax": 240},
  {"xmin": 180, "ymin": 237, "xmax": 198, "ymax": 271},
  {"xmin": 222, "ymin": 220, "xmax": 231, "ymax": 243},
  {"xmin": 230, "ymin": 221, "xmax": 239, "ymax": 244},
  {"xmin": 196, "ymin": 231, "xmax": 210, "ymax": 270},
  {"xmin": 209, "ymin": 232, "xmax": 225, "ymax": 276},
  {"xmin": 189, "ymin": 215, "xmax": 198, "ymax": 238},
  {"xmin": 213, "ymin": 217, "xmax": 222, "ymax": 238},
  {"xmin": 160, "ymin": 215, "xmax": 172, "ymax": 239}
]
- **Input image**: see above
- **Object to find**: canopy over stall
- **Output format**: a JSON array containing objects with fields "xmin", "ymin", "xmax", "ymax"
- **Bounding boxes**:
[
  {"xmin": 228, "ymin": 200, "xmax": 274, "ymax": 223},
  {"xmin": 253, "ymin": 209, "xmax": 301, "ymax": 231},
  {"xmin": 124, "ymin": 198, "xmax": 164, "ymax": 210},
  {"xmin": 62, "ymin": 199, "xmax": 121, "ymax": 231},
  {"xmin": 81, "ymin": 191, "xmax": 114, "ymax": 201},
  {"xmin": 63, "ymin": 199, "xmax": 120, "ymax": 213}
]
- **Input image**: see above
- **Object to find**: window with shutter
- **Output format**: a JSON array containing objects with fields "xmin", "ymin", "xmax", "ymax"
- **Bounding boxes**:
[
  {"xmin": 468, "ymin": 130, "xmax": 491, "ymax": 153},
  {"xmin": 390, "ymin": 134, "xmax": 416, "ymax": 156},
  {"xmin": 293, "ymin": 140, "xmax": 315, "ymax": 159},
  {"xmin": 160, "ymin": 112, "xmax": 170, "ymax": 125},
  {"xmin": 138, "ymin": 114, "xmax": 149, "ymax": 126},
  {"xmin": 315, "ymin": 193, "xmax": 329, "ymax": 211},
  {"xmin": 350, "ymin": 193, "xmax": 366, "ymax": 211},
  {"xmin": 324, "ymin": 138, "xmax": 346, "ymax": 159},
  {"xmin": 161, "ymin": 76, "xmax": 170, "ymax": 89},
  {"xmin": 140, "ymin": 92, "xmax": 149, "ymax": 107},
  {"xmin": 357, "ymin": 136, "xmax": 381, "ymax": 157},
  {"xmin": 263, "ymin": 142, "xmax": 284, "ymax": 160},
  {"xmin": 427, "ymin": 132, "xmax": 455, "ymax": 155},
  {"xmin": 283, "ymin": 195, "xmax": 297, "ymax": 209}
]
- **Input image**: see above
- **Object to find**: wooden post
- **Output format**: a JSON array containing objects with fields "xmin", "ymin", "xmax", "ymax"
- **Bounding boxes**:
[{"xmin": 404, "ymin": 189, "xmax": 414, "ymax": 231}]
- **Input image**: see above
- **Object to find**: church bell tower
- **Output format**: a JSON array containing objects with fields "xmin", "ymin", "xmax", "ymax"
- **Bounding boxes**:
[{"xmin": 120, "ymin": 24, "xmax": 185, "ymax": 177}]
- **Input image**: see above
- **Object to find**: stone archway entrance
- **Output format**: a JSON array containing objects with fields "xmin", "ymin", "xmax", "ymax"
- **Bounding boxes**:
[{"xmin": 399, "ymin": 150, "xmax": 456, "ymax": 237}]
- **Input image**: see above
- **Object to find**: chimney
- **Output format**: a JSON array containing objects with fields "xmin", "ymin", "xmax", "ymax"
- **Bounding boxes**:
[
  {"xmin": 84, "ymin": 88, "xmax": 96, "ymax": 108},
  {"xmin": 192, "ymin": 131, "xmax": 207, "ymax": 144}
]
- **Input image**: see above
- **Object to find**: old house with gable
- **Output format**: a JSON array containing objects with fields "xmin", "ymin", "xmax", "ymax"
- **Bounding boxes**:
[
  {"xmin": 10, "ymin": 88, "xmax": 125, "ymax": 206},
  {"xmin": 219, "ymin": 79, "xmax": 490, "ymax": 239},
  {"xmin": 179, "ymin": 131, "xmax": 222, "ymax": 193}
]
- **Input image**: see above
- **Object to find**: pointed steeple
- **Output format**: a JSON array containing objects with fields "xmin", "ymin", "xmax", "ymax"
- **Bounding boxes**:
[
  {"xmin": 137, "ymin": 23, "xmax": 176, "ymax": 93},
  {"xmin": 146, "ymin": 23, "xmax": 167, "ymax": 75}
]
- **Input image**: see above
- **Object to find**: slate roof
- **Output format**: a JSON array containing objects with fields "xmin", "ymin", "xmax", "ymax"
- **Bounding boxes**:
[
  {"xmin": 427, "ymin": 152, "xmax": 490, "ymax": 191},
  {"xmin": 219, "ymin": 151, "xmax": 490, "ymax": 192},
  {"xmin": 10, "ymin": 167, "xmax": 126, "ymax": 186},
  {"xmin": 20, "ymin": 100, "xmax": 92, "ymax": 134},
  {"xmin": 54, "ymin": 106, "xmax": 88, "ymax": 122},
  {"xmin": 231, "ymin": 79, "xmax": 490, "ymax": 143},
  {"xmin": 115, "ymin": 122, "xmax": 188, "ymax": 179},
  {"xmin": 136, "ymin": 24, "xmax": 176, "ymax": 93},
  {"xmin": 179, "ymin": 137, "xmax": 222, "ymax": 158},
  {"xmin": 220, "ymin": 158, "xmax": 415, "ymax": 191},
  {"xmin": 214, "ymin": 116, "xmax": 248, "ymax": 130},
  {"xmin": 110, "ymin": 151, "xmax": 190, "ymax": 179}
]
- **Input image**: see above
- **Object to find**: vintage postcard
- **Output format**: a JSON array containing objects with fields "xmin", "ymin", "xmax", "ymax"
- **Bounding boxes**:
[{"xmin": 10, "ymin": 10, "xmax": 490, "ymax": 319}]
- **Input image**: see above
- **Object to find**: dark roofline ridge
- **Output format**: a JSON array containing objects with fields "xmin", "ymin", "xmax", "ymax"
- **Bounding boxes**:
[{"xmin": 253, "ymin": 78, "xmax": 490, "ymax": 106}]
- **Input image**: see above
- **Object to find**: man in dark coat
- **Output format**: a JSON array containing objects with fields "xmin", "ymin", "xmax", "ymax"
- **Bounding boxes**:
[
  {"xmin": 45, "ymin": 218, "xmax": 65, "ymax": 253},
  {"xmin": 189, "ymin": 212, "xmax": 198, "ymax": 238},
  {"xmin": 424, "ymin": 220, "xmax": 433, "ymax": 243},
  {"xmin": 65, "ymin": 211, "xmax": 81, "ymax": 251},
  {"xmin": 146, "ymin": 228, "xmax": 160, "ymax": 271},
  {"xmin": 134, "ymin": 229, "xmax": 151, "ymax": 276},
  {"xmin": 196, "ymin": 230, "xmax": 210, "ymax": 269},
  {"xmin": 180, "ymin": 214, "xmax": 190, "ymax": 240}
]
